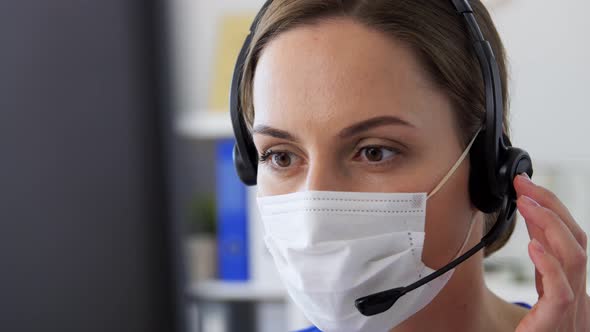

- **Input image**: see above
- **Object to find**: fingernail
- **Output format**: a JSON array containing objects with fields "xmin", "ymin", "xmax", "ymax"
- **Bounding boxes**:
[
  {"xmin": 520, "ymin": 195, "xmax": 540, "ymax": 207},
  {"xmin": 531, "ymin": 238, "xmax": 545, "ymax": 254},
  {"xmin": 519, "ymin": 172, "xmax": 532, "ymax": 183}
]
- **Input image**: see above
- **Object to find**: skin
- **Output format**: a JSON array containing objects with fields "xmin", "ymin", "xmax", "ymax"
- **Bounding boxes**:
[{"xmin": 250, "ymin": 17, "xmax": 589, "ymax": 331}]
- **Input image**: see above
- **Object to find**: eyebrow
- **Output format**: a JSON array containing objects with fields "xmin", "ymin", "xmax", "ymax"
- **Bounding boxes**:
[
  {"xmin": 338, "ymin": 115, "xmax": 415, "ymax": 139},
  {"xmin": 251, "ymin": 115, "xmax": 414, "ymax": 142},
  {"xmin": 252, "ymin": 125, "xmax": 300, "ymax": 142}
]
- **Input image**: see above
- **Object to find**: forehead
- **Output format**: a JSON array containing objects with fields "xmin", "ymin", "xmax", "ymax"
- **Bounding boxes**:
[{"xmin": 252, "ymin": 17, "xmax": 452, "ymax": 134}]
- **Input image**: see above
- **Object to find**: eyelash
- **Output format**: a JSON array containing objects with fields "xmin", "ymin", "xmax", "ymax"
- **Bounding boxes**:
[
  {"xmin": 258, "ymin": 149, "xmax": 275, "ymax": 163},
  {"xmin": 258, "ymin": 149, "xmax": 299, "ymax": 174},
  {"xmin": 353, "ymin": 145, "xmax": 400, "ymax": 165},
  {"xmin": 258, "ymin": 145, "xmax": 401, "ymax": 169}
]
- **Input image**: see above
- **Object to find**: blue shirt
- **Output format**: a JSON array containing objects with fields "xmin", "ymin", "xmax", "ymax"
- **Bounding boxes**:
[{"xmin": 294, "ymin": 302, "xmax": 532, "ymax": 332}]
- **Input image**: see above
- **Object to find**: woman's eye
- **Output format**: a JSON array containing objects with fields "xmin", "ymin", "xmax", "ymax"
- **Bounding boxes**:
[
  {"xmin": 271, "ymin": 152, "xmax": 292, "ymax": 167},
  {"xmin": 259, "ymin": 150, "xmax": 298, "ymax": 169},
  {"xmin": 358, "ymin": 146, "xmax": 398, "ymax": 163}
]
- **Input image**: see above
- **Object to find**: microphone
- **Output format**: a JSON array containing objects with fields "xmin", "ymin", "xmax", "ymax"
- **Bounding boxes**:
[{"xmin": 354, "ymin": 197, "xmax": 516, "ymax": 316}]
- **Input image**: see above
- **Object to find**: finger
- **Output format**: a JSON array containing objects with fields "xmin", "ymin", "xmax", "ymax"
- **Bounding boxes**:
[
  {"xmin": 521, "ymin": 213, "xmax": 547, "ymax": 296},
  {"xmin": 514, "ymin": 174, "xmax": 588, "ymax": 250},
  {"xmin": 516, "ymin": 239, "xmax": 575, "ymax": 332},
  {"xmin": 518, "ymin": 195, "xmax": 588, "ymax": 294},
  {"xmin": 519, "ymin": 205, "xmax": 589, "ymax": 332}
]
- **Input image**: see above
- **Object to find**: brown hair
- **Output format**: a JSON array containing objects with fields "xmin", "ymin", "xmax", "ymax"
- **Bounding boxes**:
[{"xmin": 239, "ymin": 0, "xmax": 512, "ymax": 257}]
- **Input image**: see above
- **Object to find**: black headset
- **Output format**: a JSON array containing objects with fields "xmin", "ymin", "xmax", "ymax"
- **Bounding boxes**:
[{"xmin": 230, "ymin": 0, "xmax": 533, "ymax": 317}]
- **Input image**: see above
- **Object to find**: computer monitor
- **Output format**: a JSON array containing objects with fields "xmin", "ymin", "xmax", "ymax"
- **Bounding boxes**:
[{"xmin": 0, "ymin": 1, "xmax": 185, "ymax": 331}]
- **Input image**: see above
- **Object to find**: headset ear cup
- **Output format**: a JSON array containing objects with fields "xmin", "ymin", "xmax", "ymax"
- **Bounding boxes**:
[
  {"xmin": 499, "ymin": 147, "xmax": 534, "ymax": 200},
  {"xmin": 233, "ymin": 144, "xmax": 257, "ymax": 186},
  {"xmin": 469, "ymin": 129, "xmax": 504, "ymax": 213},
  {"xmin": 484, "ymin": 148, "xmax": 533, "ymax": 252}
]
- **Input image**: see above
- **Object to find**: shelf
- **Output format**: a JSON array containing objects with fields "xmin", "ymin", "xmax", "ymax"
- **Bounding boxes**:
[
  {"xmin": 484, "ymin": 272, "xmax": 538, "ymax": 305},
  {"xmin": 188, "ymin": 280, "xmax": 287, "ymax": 302},
  {"xmin": 187, "ymin": 275, "xmax": 589, "ymax": 305},
  {"xmin": 176, "ymin": 110, "xmax": 234, "ymax": 139},
  {"xmin": 485, "ymin": 271, "xmax": 590, "ymax": 306}
]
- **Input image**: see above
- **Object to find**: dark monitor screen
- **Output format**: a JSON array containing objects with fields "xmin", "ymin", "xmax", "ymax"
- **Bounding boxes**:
[{"xmin": 0, "ymin": 1, "xmax": 184, "ymax": 331}]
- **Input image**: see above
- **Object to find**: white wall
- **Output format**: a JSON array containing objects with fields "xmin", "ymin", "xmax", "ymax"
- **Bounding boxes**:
[
  {"xmin": 489, "ymin": 0, "xmax": 590, "ymax": 162},
  {"xmin": 169, "ymin": 0, "xmax": 266, "ymax": 113}
]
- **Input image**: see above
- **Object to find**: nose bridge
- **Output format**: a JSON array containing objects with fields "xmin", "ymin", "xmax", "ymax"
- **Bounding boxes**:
[{"xmin": 304, "ymin": 157, "xmax": 344, "ymax": 192}]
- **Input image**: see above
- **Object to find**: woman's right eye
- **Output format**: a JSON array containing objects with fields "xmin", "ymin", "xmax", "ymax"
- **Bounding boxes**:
[{"xmin": 259, "ymin": 150, "xmax": 299, "ymax": 169}]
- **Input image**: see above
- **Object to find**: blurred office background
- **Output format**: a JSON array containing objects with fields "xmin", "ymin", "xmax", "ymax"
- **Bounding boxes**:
[
  {"xmin": 169, "ymin": 0, "xmax": 590, "ymax": 331},
  {"xmin": 1, "ymin": 1, "xmax": 588, "ymax": 332}
]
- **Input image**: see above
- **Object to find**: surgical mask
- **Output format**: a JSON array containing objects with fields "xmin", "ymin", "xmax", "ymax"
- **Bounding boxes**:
[{"xmin": 257, "ymin": 129, "xmax": 481, "ymax": 332}]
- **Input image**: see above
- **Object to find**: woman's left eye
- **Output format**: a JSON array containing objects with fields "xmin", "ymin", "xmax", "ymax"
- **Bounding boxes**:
[{"xmin": 356, "ymin": 146, "xmax": 399, "ymax": 163}]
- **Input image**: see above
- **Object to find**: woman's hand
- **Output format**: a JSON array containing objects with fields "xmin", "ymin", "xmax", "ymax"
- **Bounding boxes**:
[{"xmin": 514, "ymin": 173, "xmax": 589, "ymax": 332}]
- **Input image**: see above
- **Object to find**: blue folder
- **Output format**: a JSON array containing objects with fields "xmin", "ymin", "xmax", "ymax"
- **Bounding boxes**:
[{"xmin": 216, "ymin": 138, "xmax": 249, "ymax": 281}]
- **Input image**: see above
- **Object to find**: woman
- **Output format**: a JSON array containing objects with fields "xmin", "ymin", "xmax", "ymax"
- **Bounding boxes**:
[{"xmin": 232, "ymin": 0, "xmax": 589, "ymax": 331}]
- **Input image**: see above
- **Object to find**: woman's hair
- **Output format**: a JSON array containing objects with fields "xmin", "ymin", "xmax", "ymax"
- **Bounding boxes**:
[{"xmin": 239, "ymin": 0, "xmax": 512, "ymax": 257}]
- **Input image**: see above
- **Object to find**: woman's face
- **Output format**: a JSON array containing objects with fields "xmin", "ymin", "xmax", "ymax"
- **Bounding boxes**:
[{"xmin": 251, "ymin": 18, "xmax": 479, "ymax": 268}]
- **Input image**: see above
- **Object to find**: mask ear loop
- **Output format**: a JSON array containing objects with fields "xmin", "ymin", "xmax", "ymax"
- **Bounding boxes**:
[
  {"xmin": 427, "ymin": 127, "xmax": 483, "ymax": 200},
  {"xmin": 426, "ymin": 127, "xmax": 483, "ymax": 261},
  {"xmin": 453, "ymin": 210, "xmax": 479, "ymax": 259}
]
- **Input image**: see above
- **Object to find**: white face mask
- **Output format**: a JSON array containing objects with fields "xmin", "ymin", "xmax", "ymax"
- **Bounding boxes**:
[{"xmin": 256, "ymin": 129, "xmax": 481, "ymax": 332}]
